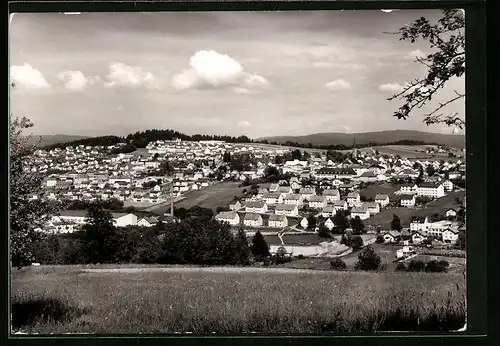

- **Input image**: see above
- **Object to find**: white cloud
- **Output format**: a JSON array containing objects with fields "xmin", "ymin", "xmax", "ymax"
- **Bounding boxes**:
[
  {"xmin": 10, "ymin": 63, "xmax": 50, "ymax": 89},
  {"xmin": 57, "ymin": 70, "xmax": 89, "ymax": 90},
  {"xmin": 237, "ymin": 120, "xmax": 252, "ymax": 127},
  {"xmin": 378, "ymin": 82, "xmax": 404, "ymax": 93},
  {"xmin": 406, "ymin": 49, "xmax": 427, "ymax": 60},
  {"xmin": 105, "ymin": 62, "xmax": 160, "ymax": 89},
  {"xmin": 172, "ymin": 50, "xmax": 270, "ymax": 91},
  {"xmin": 232, "ymin": 87, "xmax": 252, "ymax": 94},
  {"xmin": 325, "ymin": 79, "xmax": 351, "ymax": 91}
]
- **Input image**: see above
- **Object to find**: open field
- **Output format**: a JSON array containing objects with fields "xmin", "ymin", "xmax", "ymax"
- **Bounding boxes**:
[
  {"xmin": 150, "ymin": 181, "xmax": 264, "ymax": 213},
  {"xmin": 11, "ymin": 265, "xmax": 465, "ymax": 333},
  {"xmin": 365, "ymin": 191, "xmax": 464, "ymax": 228},
  {"xmin": 348, "ymin": 145, "xmax": 464, "ymax": 161},
  {"xmin": 359, "ymin": 182, "xmax": 402, "ymax": 201}
]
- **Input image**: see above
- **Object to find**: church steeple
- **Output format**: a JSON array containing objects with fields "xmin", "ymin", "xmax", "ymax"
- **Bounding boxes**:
[{"xmin": 352, "ymin": 135, "xmax": 358, "ymax": 158}]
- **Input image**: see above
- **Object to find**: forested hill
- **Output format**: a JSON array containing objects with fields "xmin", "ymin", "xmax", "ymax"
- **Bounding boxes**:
[{"xmin": 41, "ymin": 129, "xmax": 254, "ymax": 151}]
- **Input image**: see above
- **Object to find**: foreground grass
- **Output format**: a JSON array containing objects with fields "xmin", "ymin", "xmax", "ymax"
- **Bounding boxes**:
[{"xmin": 11, "ymin": 266, "xmax": 466, "ymax": 334}]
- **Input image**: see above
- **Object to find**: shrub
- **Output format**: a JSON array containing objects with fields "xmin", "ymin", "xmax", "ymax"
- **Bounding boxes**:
[
  {"xmin": 395, "ymin": 262, "xmax": 407, "ymax": 272},
  {"xmin": 297, "ymin": 254, "xmax": 305, "ymax": 260},
  {"xmin": 351, "ymin": 235, "xmax": 364, "ymax": 250},
  {"xmin": 330, "ymin": 258, "xmax": 347, "ymax": 270},
  {"xmin": 407, "ymin": 260, "xmax": 426, "ymax": 272},
  {"xmin": 425, "ymin": 260, "xmax": 450, "ymax": 273},
  {"xmin": 354, "ymin": 246, "xmax": 381, "ymax": 271},
  {"xmin": 376, "ymin": 234, "xmax": 385, "ymax": 244}
]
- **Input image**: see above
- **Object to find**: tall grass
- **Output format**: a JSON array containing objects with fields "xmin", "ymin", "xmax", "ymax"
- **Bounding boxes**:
[{"xmin": 11, "ymin": 266, "xmax": 466, "ymax": 334}]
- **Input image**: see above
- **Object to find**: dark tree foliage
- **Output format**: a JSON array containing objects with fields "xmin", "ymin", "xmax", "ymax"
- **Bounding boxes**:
[
  {"xmin": 317, "ymin": 224, "xmax": 332, "ymax": 238},
  {"xmin": 376, "ymin": 234, "xmax": 385, "ymax": 244},
  {"xmin": 307, "ymin": 214, "xmax": 317, "ymax": 229},
  {"xmin": 333, "ymin": 210, "xmax": 350, "ymax": 233},
  {"xmin": 264, "ymin": 165, "xmax": 281, "ymax": 182},
  {"xmin": 234, "ymin": 228, "xmax": 251, "ymax": 266},
  {"xmin": 10, "ymin": 116, "xmax": 62, "ymax": 268},
  {"xmin": 355, "ymin": 246, "xmax": 381, "ymax": 271},
  {"xmin": 396, "ymin": 262, "xmax": 408, "ymax": 272},
  {"xmin": 251, "ymin": 231, "xmax": 271, "ymax": 260},
  {"xmin": 350, "ymin": 216, "xmax": 365, "ymax": 235},
  {"xmin": 407, "ymin": 260, "xmax": 426, "ymax": 272},
  {"xmin": 425, "ymin": 260, "xmax": 449, "ymax": 273},
  {"xmin": 330, "ymin": 258, "xmax": 347, "ymax": 271},
  {"xmin": 82, "ymin": 203, "xmax": 118, "ymax": 264},
  {"xmin": 391, "ymin": 214, "xmax": 402, "ymax": 231},
  {"xmin": 43, "ymin": 136, "xmax": 124, "ymax": 150},
  {"xmin": 386, "ymin": 9, "xmax": 465, "ymax": 128}
]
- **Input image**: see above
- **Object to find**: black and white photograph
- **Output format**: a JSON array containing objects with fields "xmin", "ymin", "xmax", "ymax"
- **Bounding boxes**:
[{"xmin": 9, "ymin": 9, "xmax": 467, "ymax": 334}]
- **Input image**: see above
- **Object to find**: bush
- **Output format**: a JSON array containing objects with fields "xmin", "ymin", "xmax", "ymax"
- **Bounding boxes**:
[
  {"xmin": 407, "ymin": 260, "xmax": 426, "ymax": 272},
  {"xmin": 351, "ymin": 235, "xmax": 364, "ymax": 250},
  {"xmin": 376, "ymin": 234, "xmax": 385, "ymax": 244},
  {"xmin": 395, "ymin": 262, "xmax": 407, "ymax": 272},
  {"xmin": 330, "ymin": 258, "xmax": 347, "ymax": 270},
  {"xmin": 297, "ymin": 254, "xmax": 305, "ymax": 260},
  {"xmin": 425, "ymin": 260, "xmax": 450, "ymax": 273},
  {"xmin": 354, "ymin": 246, "xmax": 381, "ymax": 271}
]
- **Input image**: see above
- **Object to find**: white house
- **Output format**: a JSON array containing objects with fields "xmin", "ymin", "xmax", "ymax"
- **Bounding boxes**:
[
  {"xmin": 333, "ymin": 199, "xmax": 348, "ymax": 211},
  {"xmin": 324, "ymin": 218, "xmax": 335, "ymax": 231},
  {"xmin": 442, "ymin": 180, "xmax": 454, "ymax": 191},
  {"xmin": 215, "ymin": 211, "xmax": 241, "ymax": 226},
  {"xmin": 417, "ymin": 183, "xmax": 445, "ymax": 198},
  {"xmin": 350, "ymin": 206, "xmax": 370, "ymax": 220},
  {"xmin": 382, "ymin": 230, "xmax": 401, "ymax": 244},
  {"xmin": 321, "ymin": 205, "xmax": 336, "ymax": 218},
  {"xmin": 300, "ymin": 217, "xmax": 309, "ymax": 229},
  {"xmin": 400, "ymin": 184, "xmax": 418, "ymax": 194},
  {"xmin": 442, "ymin": 228, "xmax": 460, "ymax": 244},
  {"xmin": 375, "ymin": 194, "xmax": 390, "ymax": 208},
  {"xmin": 364, "ymin": 202, "xmax": 380, "ymax": 215},
  {"xmin": 268, "ymin": 214, "xmax": 288, "ymax": 228},
  {"xmin": 410, "ymin": 216, "xmax": 430, "ymax": 233},
  {"xmin": 400, "ymin": 194, "xmax": 416, "ymax": 208},
  {"xmin": 244, "ymin": 213, "xmax": 263, "ymax": 227},
  {"xmin": 275, "ymin": 204, "xmax": 299, "ymax": 217},
  {"xmin": 299, "ymin": 187, "xmax": 316, "ymax": 201},
  {"xmin": 322, "ymin": 189, "xmax": 340, "ymax": 202},
  {"xmin": 263, "ymin": 192, "xmax": 284, "ymax": 205},
  {"xmin": 269, "ymin": 183, "xmax": 279, "ymax": 192},
  {"xmin": 357, "ymin": 171, "xmax": 378, "ymax": 183},
  {"xmin": 411, "ymin": 231, "xmax": 427, "ymax": 244},
  {"xmin": 229, "ymin": 200, "xmax": 242, "ymax": 211},
  {"xmin": 245, "ymin": 200, "xmax": 268, "ymax": 214},
  {"xmin": 308, "ymin": 196, "xmax": 327, "ymax": 209},
  {"xmin": 111, "ymin": 213, "xmax": 138, "ymax": 227},
  {"xmin": 276, "ymin": 186, "xmax": 293, "ymax": 195},
  {"xmin": 347, "ymin": 192, "xmax": 361, "ymax": 207},
  {"xmin": 283, "ymin": 194, "xmax": 303, "ymax": 206},
  {"xmin": 137, "ymin": 216, "xmax": 158, "ymax": 227}
]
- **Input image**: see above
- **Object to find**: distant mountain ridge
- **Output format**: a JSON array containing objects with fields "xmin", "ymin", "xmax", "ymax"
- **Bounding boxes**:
[{"xmin": 258, "ymin": 130, "xmax": 465, "ymax": 148}]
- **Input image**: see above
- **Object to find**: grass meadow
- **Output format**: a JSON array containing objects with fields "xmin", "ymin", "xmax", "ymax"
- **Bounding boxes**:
[{"xmin": 11, "ymin": 265, "xmax": 466, "ymax": 334}]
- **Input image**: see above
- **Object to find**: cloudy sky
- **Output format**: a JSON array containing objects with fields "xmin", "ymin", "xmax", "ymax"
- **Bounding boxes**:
[{"xmin": 9, "ymin": 10, "xmax": 465, "ymax": 138}]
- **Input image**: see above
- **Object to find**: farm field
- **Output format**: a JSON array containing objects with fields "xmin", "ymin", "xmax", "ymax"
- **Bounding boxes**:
[
  {"xmin": 11, "ymin": 265, "xmax": 465, "ymax": 334},
  {"xmin": 348, "ymin": 145, "xmax": 464, "ymax": 161},
  {"xmin": 365, "ymin": 191, "xmax": 464, "ymax": 228},
  {"xmin": 359, "ymin": 182, "xmax": 402, "ymax": 201},
  {"xmin": 408, "ymin": 255, "xmax": 466, "ymax": 273},
  {"xmin": 151, "ymin": 181, "xmax": 269, "ymax": 213}
]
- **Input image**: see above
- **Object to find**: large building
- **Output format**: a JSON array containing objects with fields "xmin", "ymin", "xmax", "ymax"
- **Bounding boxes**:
[{"xmin": 417, "ymin": 183, "xmax": 445, "ymax": 198}]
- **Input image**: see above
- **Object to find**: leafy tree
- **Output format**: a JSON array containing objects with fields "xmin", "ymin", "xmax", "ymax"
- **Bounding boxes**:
[
  {"xmin": 354, "ymin": 246, "xmax": 381, "ymax": 271},
  {"xmin": 234, "ymin": 228, "xmax": 251, "ymax": 266},
  {"xmin": 333, "ymin": 210, "xmax": 350, "ymax": 233},
  {"xmin": 264, "ymin": 165, "xmax": 281, "ymax": 182},
  {"xmin": 407, "ymin": 259, "xmax": 426, "ymax": 272},
  {"xmin": 251, "ymin": 231, "xmax": 271, "ymax": 260},
  {"xmin": 425, "ymin": 260, "xmax": 449, "ymax": 273},
  {"xmin": 457, "ymin": 230, "xmax": 466, "ymax": 249},
  {"xmin": 386, "ymin": 9, "xmax": 465, "ymax": 128},
  {"xmin": 330, "ymin": 258, "xmax": 347, "ymax": 271},
  {"xmin": 376, "ymin": 234, "xmax": 385, "ymax": 244},
  {"xmin": 426, "ymin": 165, "xmax": 436, "ymax": 177},
  {"xmin": 350, "ymin": 216, "xmax": 365, "ymax": 235},
  {"xmin": 223, "ymin": 151, "xmax": 232, "ymax": 163},
  {"xmin": 307, "ymin": 214, "xmax": 317, "ymax": 229},
  {"xmin": 82, "ymin": 203, "xmax": 118, "ymax": 264},
  {"xmin": 350, "ymin": 235, "xmax": 364, "ymax": 250},
  {"xmin": 317, "ymin": 224, "xmax": 331, "ymax": 238},
  {"xmin": 391, "ymin": 214, "xmax": 402, "ymax": 231},
  {"xmin": 10, "ymin": 116, "xmax": 61, "ymax": 268}
]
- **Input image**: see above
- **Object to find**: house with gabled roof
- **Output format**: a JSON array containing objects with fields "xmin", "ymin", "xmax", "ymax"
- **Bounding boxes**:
[
  {"xmin": 308, "ymin": 196, "xmax": 327, "ymax": 209},
  {"xmin": 215, "ymin": 211, "xmax": 241, "ymax": 226},
  {"xmin": 322, "ymin": 189, "xmax": 340, "ymax": 202},
  {"xmin": 375, "ymin": 194, "xmax": 390, "ymax": 208},
  {"xmin": 275, "ymin": 203, "xmax": 299, "ymax": 217},
  {"xmin": 382, "ymin": 230, "xmax": 401, "ymax": 244},
  {"xmin": 347, "ymin": 192, "xmax": 361, "ymax": 207},
  {"xmin": 321, "ymin": 205, "xmax": 336, "ymax": 218},
  {"xmin": 350, "ymin": 206, "xmax": 370, "ymax": 220},
  {"xmin": 400, "ymin": 194, "xmax": 416, "ymax": 208},
  {"xmin": 268, "ymin": 214, "xmax": 288, "ymax": 228},
  {"xmin": 243, "ymin": 213, "xmax": 263, "ymax": 227},
  {"xmin": 245, "ymin": 200, "xmax": 268, "ymax": 214}
]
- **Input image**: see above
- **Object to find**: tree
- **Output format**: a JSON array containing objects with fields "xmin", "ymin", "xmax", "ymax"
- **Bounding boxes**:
[
  {"xmin": 350, "ymin": 216, "xmax": 365, "ymax": 235},
  {"xmin": 386, "ymin": 9, "xmax": 465, "ymax": 129},
  {"xmin": 82, "ymin": 203, "xmax": 118, "ymax": 264},
  {"xmin": 354, "ymin": 246, "xmax": 381, "ymax": 271},
  {"xmin": 330, "ymin": 258, "xmax": 347, "ymax": 271},
  {"xmin": 457, "ymin": 230, "xmax": 466, "ymax": 249},
  {"xmin": 264, "ymin": 165, "xmax": 280, "ymax": 182},
  {"xmin": 223, "ymin": 151, "xmax": 232, "ymax": 163},
  {"xmin": 391, "ymin": 214, "xmax": 402, "ymax": 231},
  {"xmin": 350, "ymin": 235, "xmax": 364, "ymax": 250},
  {"xmin": 251, "ymin": 231, "xmax": 271, "ymax": 260},
  {"xmin": 376, "ymin": 234, "xmax": 385, "ymax": 244},
  {"xmin": 425, "ymin": 260, "xmax": 449, "ymax": 273},
  {"xmin": 233, "ymin": 228, "xmax": 251, "ymax": 266},
  {"xmin": 10, "ymin": 116, "xmax": 61, "ymax": 268},
  {"xmin": 426, "ymin": 165, "xmax": 436, "ymax": 177},
  {"xmin": 333, "ymin": 210, "xmax": 350, "ymax": 233},
  {"xmin": 317, "ymin": 224, "xmax": 331, "ymax": 238},
  {"xmin": 307, "ymin": 214, "xmax": 317, "ymax": 230}
]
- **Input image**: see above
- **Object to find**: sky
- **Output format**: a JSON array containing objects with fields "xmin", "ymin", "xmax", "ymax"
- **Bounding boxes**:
[{"xmin": 9, "ymin": 10, "xmax": 465, "ymax": 138}]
